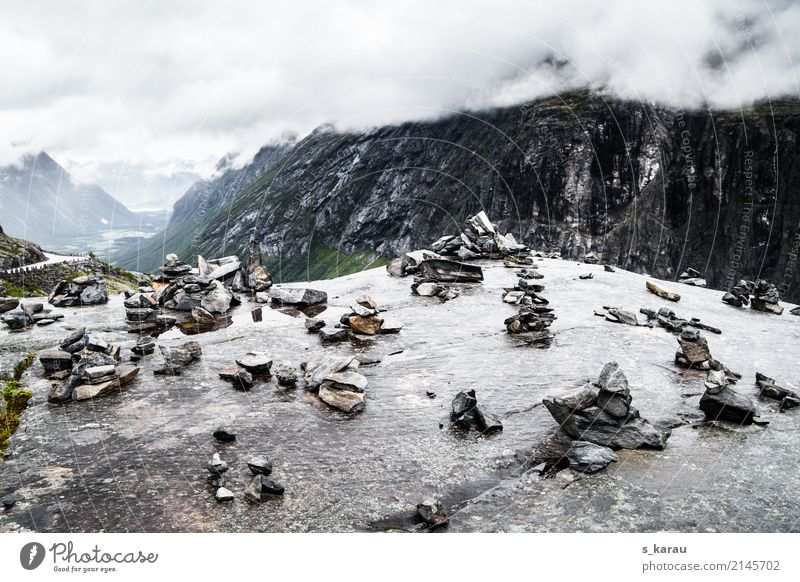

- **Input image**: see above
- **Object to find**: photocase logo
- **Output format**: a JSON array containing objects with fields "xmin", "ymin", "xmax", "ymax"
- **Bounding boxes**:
[{"xmin": 20, "ymin": 542, "xmax": 46, "ymax": 570}]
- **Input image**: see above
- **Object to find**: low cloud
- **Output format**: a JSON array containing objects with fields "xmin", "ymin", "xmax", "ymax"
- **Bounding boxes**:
[{"xmin": 1, "ymin": 0, "xmax": 797, "ymax": 209}]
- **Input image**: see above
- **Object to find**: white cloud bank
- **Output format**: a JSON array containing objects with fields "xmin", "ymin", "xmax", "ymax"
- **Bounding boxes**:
[{"xmin": 0, "ymin": 0, "xmax": 798, "ymax": 209}]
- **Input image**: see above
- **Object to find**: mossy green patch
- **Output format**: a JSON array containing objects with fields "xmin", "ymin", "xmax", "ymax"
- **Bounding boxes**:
[
  {"xmin": 1, "ymin": 281, "xmax": 44, "ymax": 297},
  {"xmin": 1, "ymin": 352, "xmax": 35, "ymax": 453}
]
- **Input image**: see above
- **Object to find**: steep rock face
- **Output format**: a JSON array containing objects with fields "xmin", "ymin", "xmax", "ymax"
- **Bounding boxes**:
[
  {"xmin": 0, "ymin": 225, "xmax": 47, "ymax": 271},
  {"xmin": 118, "ymin": 92, "xmax": 800, "ymax": 300},
  {"xmin": 0, "ymin": 152, "xmax": 142, "ymax": 248},
  {"xmin": 114, "ymin": 142, "xmax": 293, "ymax": 272}
]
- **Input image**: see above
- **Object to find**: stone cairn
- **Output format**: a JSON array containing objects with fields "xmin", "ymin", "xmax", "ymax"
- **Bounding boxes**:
[
  {"xmin": 49, "ymin": 273, "xmax": 108, "ymax": 307},
  {"xmin": 674, "ymin": 328, "xmax": 738, "ymax": 376},
  {"xmin": 206, "ymin": 450, "xmax": 285, "ymax": 504},
  {"xmin": 542, "ymin": 362, "xmax": 671, "ymax": 474},
  {"xmin": 330, "ymin": 294, "xmax": 404, "ymax": 343},
  {"xmin": 219, "ymin": 352, "xmax": 273, "ymax": 390},
  {"xmin": 41, "ymin": 328, "xmax": 137, "ymax": 403},
  {"xmin": 503, "ymin": 274, "xmax": 556, "ymax": 345},
  {"xmin": 303, "ymin": 354, "xmax": 368, "ymax": 413},
  {"xmin": 133, "ymin": 247, "xmax": 275, "ymax": 326},
  {"xmin": 678, "ymin": 267, "xmax": 707, "ymax": 287},
  {"xmin": 389, "ymin": 212, "xmax": 524, "ymax": 302},
  {"xmin": 156, "ymin": 254, "xmax": 236, "ymax": 313},
  {"xmin": 429, "ymin": 211, "xmax": 529, "ymax": 260},
  {"xmin": 722, "ymin": 279, "xmax": 783, "ymax": 315}
]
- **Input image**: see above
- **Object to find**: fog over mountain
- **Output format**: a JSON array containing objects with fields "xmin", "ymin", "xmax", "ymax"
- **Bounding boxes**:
[{"xmin": 1, "ymin": 0, "xmax": 798, "ymax": 210}]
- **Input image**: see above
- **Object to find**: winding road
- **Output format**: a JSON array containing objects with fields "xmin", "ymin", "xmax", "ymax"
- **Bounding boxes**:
[{"xmin": 1, "ymin": 252, "xmax": 88, "ymax": 275}]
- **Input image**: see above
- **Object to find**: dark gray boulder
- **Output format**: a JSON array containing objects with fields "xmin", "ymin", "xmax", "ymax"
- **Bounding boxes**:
[
  {"xmin": 246, "ymin": 456, "xmax": 273, "ymax": 475},
  {"xmin": 269, "ymin": 287, "xmax": 327, "ymax": 305},
  {"xmin": 2, "ymin": 311, "xmax": 31, "ymax": 330},
  {"xmin": 596, "ymin": 361, "xmax": 633, "ymax": 418},
  {"xmin": 305, "ymin": 317, "xmax": 325, "ymax": 332},
  {"xmin": 0, "ymin": 297, "xmax": 19, "ymax": 314},
  {"xmin": 132, "ymin": 336, "xmax": 156, "ymax": 356},
  {"xmin": 273, "ymin": 361, "xmax": 297, "ymax": 385},
  {"xmin": 417, "ymin": 498, "xmax": 448, "ymax": 528},
  {"xmin": 219, "ymin": 367, "xmax": 254, "ymax": 389},
  {"xmin": 159, "ymin": 342, "xmax": 201, "ymax": 368},
  {"xmin": 212, "ymin": 427, "xmax": 237, "ymax": 442},
  {"xmin": 418, "ymin": 258, "xmax": 484, "ymax": 283},
  {"xmin": 39, "ymin": 350, "xmax": 73, "ymax": 372},
  {"xmin": 320, "ymin": 328, "xmax": 349, "ymax": 343},
  {"xmin": 244, "ymin": 475, "xmax": 284, "ymax": 502},
  {"xmin": 566, "ymin": 441, "xmax": 619, "ymax": 474},
  {"xmin": 207, "ymin": 453, "xmax": 229, "ymax": 475},
  {"xmin": 699, "ymin": 386, "xmax": 756, "ymax": 424},
  {"xmin": 450, "ymin": 389, "xmax": 503, "ymax": 433},
  {"xmin": 235, "ymin": 352, "xmax": 272, "ymax": 374},
  {"xmin": 755, "ymin": 372, "xmax": 800, "ymax": 410}
]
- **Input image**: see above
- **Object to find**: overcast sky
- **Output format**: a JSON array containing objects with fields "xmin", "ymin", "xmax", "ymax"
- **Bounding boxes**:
[{"xmin": 1, "ymin": 0, "xmax": 798, "ymax": 210}]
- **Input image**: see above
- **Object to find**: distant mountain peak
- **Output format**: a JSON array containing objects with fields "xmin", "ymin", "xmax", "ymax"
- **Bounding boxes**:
[{"xmin": 0, "ymin": 151, "xmax": 140, "ymax": 249}]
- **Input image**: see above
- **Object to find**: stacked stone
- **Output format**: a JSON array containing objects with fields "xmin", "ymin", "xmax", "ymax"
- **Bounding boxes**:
[
  {"xmin": 450, "ymin": 389, "xmax": 503, "ymax": 433},
  {"xmin": 722, "ymin": 279, "xmax": 783, "ymax": 314},
  {"xmin": 153, "ymin": 342, "xmax": 202, "ymax": 376},
  {"xmin": 337, "ymin": 294, "xmax": 403, "ymax": 336},
  {"xmin": 217, "ymin": 351, "xmax": 273, "ymax": 390},
  {"xmin": 124, "ymin": 290, "xmax": 160, "ymax": 322},
  {"xmin": 153, "ymin": 254, "xmax": 235, "ymax": 314},
  {"xmin": 41, "ymin": 328, "xmax": 135, "ymax": 403},
  {"xmin": 755, "ymin": 372, "xmax": 800, "ymax": 411},
  {"xmin": 49, "ymin": 273, "xmax": 108, "ymax": 307},
  {"xmin": 674, "ymin": 330, "xmax": 741, "ymax": 385},
  {"xmin": 504, "ymin": 305, "xmax": 556, "ymax": 335},
  {"xmin": 674, "ymin": 329, "xmax": 713, "ymax": 369},
  {"xmin": 750, "ymin": 280, "xmax": 783, "ymax": 314},
  {"xmin": 721, "ymin": 279, "xmax": 753, "ymax": 307},
  {"xmin": 501, "ymin": 277, "xmax": 547, "ymax": 306},
  {"xmin": 542, "ymin": 362, "xmax": 671, "ymax": 451},
  {"xmin": 428, "ymin": 211, "xmax": 528, "ymax": 259},
  {"xmin": 303, "ymin": 354, "xmax": 368, "ymax": 413},
  {"xmin": 678, "ymin": 267, "xmax": 707, "ymax": 287}
]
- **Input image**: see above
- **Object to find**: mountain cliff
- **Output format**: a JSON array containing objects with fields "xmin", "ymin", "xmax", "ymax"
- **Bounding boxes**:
[
  {"xmin": 114, "ymin": 142, "xmax": 293, "ymax": 272},
  {"xmin": 115, "ymin": 91, "xmax": 800, "ymax": 301},
  {"xmin": 0, "ymin": 225, "xmax": 47, "ymax": 272}
]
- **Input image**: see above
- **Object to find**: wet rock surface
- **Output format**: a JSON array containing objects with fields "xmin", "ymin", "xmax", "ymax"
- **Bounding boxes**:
[{"xmin": 2, "ymin": 259, "xmax": 800, "ymax": 533}]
